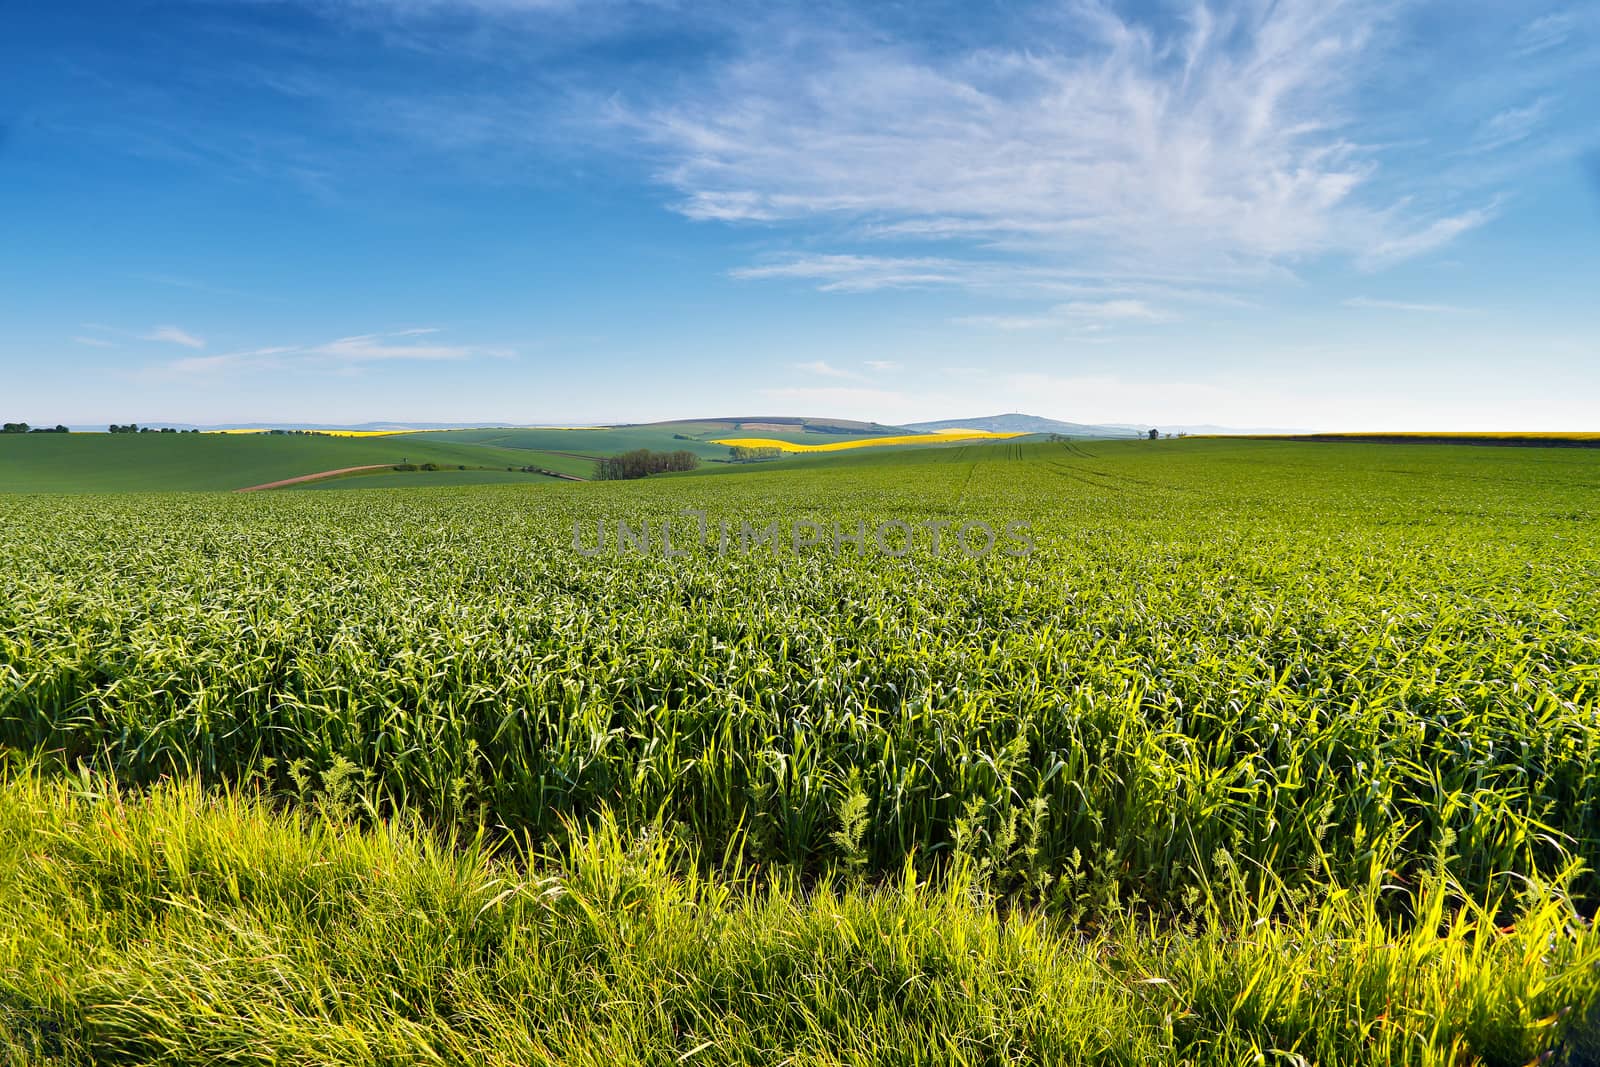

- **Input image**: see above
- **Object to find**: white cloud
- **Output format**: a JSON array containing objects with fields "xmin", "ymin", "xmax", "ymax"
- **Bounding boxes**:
[
  {"xmin": 164, "ymin": 346, "xmax": 299, "ymax": 375},
  {"xmin": 158, "ymin": 329, "xmax": 506, "ymax": 375},
  {"xmin": 1343, "ymin": 297, "xmax": 1471, "ymax": 314},
  {"xmin": 1516, "ymin": 11, "xmax": 1579, "ymax": 56},
  {"xmin": 731, "ymin": 255, "xmax": 972, "ymax": 292},
  {"xmin": 955, "ymin": 299, "xmax": 1171, "ymax": 331},
  {"xmin": 313, "ymin": 333, "xmax": 474, "ymax": 361},
  {"xmin": 864, "ymin": 360, "xmax": 901, "ymax": 372},
  {"xmin": 1058, "ymin": 300, "xmax": 1170, "ymax": 323},
  {"xmin": 1471, "ymin": 98, "xmax": 1555, "ymax": 154},
  {"xmin": 1358, "ymin": 206, "xmax": 1498, "ymax": 269},
  {"xmin": 168, "ymin": 354, "xmax": 250, "ymax": 374},
  {"xmin": 729, "ymin": 253, "xmax": 1248, "ymax": 308},
  {"xmin": 626, "ymin": 1, "xmax": 1498, "ymax": 278},
  {"xmin": 143, "ymin": 325, "xmax": 206, "ymax": 349},
  {"xmin": 72, "ymin": 336, "xmax": 119, "ymax": 348}
]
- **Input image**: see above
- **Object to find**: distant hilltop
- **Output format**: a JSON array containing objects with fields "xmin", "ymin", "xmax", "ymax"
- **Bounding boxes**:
[{"xmin": 902, "ymin": 413, "xmax": 1145, "ymax": 437}]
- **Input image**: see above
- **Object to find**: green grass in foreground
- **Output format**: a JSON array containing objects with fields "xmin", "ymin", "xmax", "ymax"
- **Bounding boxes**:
[{"xmin": 3, "ymin": 767, "xmax": 1597, "ymax": 1067}]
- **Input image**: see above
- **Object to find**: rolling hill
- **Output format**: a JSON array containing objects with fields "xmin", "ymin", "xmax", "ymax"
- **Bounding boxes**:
[
  {"xmin": 901, "ymin": 413, "xmax": 1144, "ymax": 437},
  {"xmin": 0, "ymin": 433, "xmax": 565, "ymax": 493},
  {"xmin": 0, "ymin": 417, "xmax": 963, "ymax": 492}
]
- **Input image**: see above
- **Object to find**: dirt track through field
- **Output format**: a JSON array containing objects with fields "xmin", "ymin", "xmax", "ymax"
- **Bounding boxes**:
[
  {"xmin": 234, "ymin": 465, "xmax": 393, "ymax": 492},
  {"xmin": 524, "ymin": 449, "xmax": 605, "ymax": 461}
]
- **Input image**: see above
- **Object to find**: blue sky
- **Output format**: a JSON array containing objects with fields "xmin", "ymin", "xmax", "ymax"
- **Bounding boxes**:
[{"xmin": 3, "ymin": 0, "xmax": 1597, "ymax": 430}]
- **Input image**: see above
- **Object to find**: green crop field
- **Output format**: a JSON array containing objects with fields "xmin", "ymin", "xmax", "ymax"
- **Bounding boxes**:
[
  {"xmin": 0, "ymin": 422, "xmax": 975, "ymax": 493},
  {"xmin": 295, "ymin": 468, "xmax": 568, "ymax": 490},
  {"xmin": 4, "ymin": 439, "xmax": 1600, "ymax": 1064},
  {"xmin": 416, "ymin": 422, "xmax": 924, "ymax": 460},
  {"xmin": 0, "ymin": 432, "xmax": 562, "ymax": 493}
]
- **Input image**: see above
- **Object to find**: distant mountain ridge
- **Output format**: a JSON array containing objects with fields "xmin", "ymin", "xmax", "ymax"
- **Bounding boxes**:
[
  {"xmin": 901, "ymin": 414, "xmax": 1144, "ymax": 437},
  {"xmin": 631, "ymin": 416, "xmax": 908, "ymax": 435}
]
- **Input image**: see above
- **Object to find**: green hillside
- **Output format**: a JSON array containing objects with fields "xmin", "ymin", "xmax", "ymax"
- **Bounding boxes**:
[
  {"xmin": 417, "ymin": 420, "xmax": 898, "ymax": 459},
  {"xmin": 0, "ymin": 433, "xmax": 554, "ymax": 492},
  {"xmin": 0, "ymin": 420, "xmax": 959, "ymax": 492}
]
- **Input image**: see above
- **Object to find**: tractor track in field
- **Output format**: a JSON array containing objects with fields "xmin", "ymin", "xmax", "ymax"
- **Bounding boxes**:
[
  {"xmin": 522, "ymin": 449, "xmax": 607, "ymax": 462},
  {"xmin": 234, "ymin": 465, "xmax": 395, "ymax": 492}
]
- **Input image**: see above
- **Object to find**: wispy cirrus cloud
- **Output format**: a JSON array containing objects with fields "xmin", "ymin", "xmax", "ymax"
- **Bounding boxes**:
[
  {"xmin": 727, "ymin": 254, "xmax": 1252, "ymax": 311},
  {"xmin": 313, "ymin": 333, "xmax": 476, "ymax": 361},
  {"xmin": 1059, "ymin": 300, "xmax": 1170, "ymax": 324},
  {"xmin": 955, "ymin": 299, "xmax": 1172, "ymax": 332},
  {"xmin": 166, "ymin": 346, "xmax": 298, "ymax": 375},
  {"xmin": 158, "ymin": 328, "xmax": 511, "ymax": 376},
  {"xmin": 624, "ymin": 0, "xmax": 1502, "ymax": 282},
  {"xmin": 117, "ymin": 1, "xmax": 1585, "ymax": 306},
  {"xmin": 143, "ymin": 325, "xmax": 206, "ymax": 349},
  {"xmin": 731, "ymin": 255, "xmax": 972, "ymax": 293},
  {"xmin": 1515, "ymin": 10, "xmax": 1581, "ymax": 56},
  {"xmin": 77, "ymin": 322, "xmax": 209, "ymax": 348},
  {"xmin": 1357, "ymin": 205, "xmax": 1500, "ymax": 269},
  {"xmin": 1470, "ymin": 98, "xmax": 1557, "ymax": 154}
]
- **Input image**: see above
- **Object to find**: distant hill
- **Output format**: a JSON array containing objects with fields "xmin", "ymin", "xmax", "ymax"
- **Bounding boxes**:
[
  {"xmin": 901, "ymin": 414, "xmax": 1143, "ymax": 437},
  {"xmin": 644, "ymin": 416, "xmax": 910, "ymax": 436}
]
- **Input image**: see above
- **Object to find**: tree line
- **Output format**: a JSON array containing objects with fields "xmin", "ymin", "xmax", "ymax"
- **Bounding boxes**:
[
  {"xmin": 3, "ymin": 423, "xmax": 70, "ymax": 434},
  {"xmin": 108, "ymin": 425, "xmax": 200, "ymax": 434},
  {"xmin": 728, "ymin": 445, "xmax": 783, "ymax": 462},
  {"xmin": 593, "ymin": 449, "xmax": 699, "ymax": 481}
]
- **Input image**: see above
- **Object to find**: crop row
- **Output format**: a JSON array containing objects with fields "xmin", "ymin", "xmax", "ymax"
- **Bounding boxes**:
[{"xmin": 3, "ymin": 442, "xmax": 1598, "ymax": 911}]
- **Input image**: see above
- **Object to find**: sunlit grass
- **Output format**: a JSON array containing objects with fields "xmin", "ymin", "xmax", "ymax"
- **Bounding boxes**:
[{"xmin": 3, "ymin": 765, "xmax": 1597, "ymax": 1067}]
